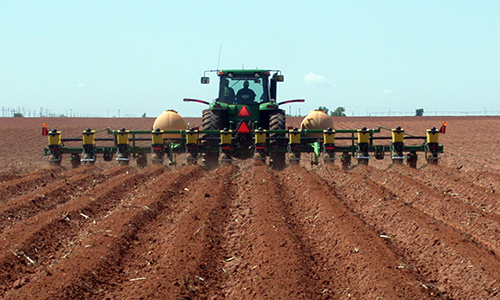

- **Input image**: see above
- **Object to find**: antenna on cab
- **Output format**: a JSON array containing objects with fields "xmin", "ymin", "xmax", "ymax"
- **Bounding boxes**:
[{"xmin": 216, "ymin": 44, "xmax": 222, "ymax": 70}]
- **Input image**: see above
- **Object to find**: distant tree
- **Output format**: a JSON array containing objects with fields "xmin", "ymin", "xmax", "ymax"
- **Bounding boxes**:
[
  {"xmin": 415, "ymin": 108, "xmax": 424, "ymax": 116},
  {"xmin": 317, "ymin": 106, "xmax": 329, "ymax": 114},
  {"xmin": 141, "ymin": 113, "xmax": 147, "ymax": 118},
  {"xmin": 13, "ymin": 112, "xmax": 23, "ymax": 117},
  {"xmin": 330, "ymin": 107, "xmax": 346, "ymax": 117}
]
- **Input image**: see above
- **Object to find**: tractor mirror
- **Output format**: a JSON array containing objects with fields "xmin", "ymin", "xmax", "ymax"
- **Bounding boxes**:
[
  {"xmin": 274, "ymin": 75, "xmax": 284, "ymax": 82},
  {"xmin": 201, "ymin": 77, "xmax": 210, "ymax": 84}
]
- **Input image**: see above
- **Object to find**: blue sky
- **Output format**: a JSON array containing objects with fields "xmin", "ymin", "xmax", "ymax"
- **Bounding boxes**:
[{"xmin": 1, "ymin": 1, "xmax": 499, "ymax": 117}]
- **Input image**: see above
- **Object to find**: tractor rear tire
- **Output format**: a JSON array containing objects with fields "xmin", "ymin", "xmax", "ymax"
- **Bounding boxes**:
[
  {"xmin": 269, "ymin": 111, "xmax": 286, "ymax": 170},
  {"xmin": 201, "ymin": 109, "xmax": 222, "ymax": 170}
]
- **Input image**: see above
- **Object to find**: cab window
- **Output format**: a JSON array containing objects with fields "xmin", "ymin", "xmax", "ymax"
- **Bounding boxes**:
[{"xmin": 219, "ymin": 77, "xmax": 268, "ymax": 104}]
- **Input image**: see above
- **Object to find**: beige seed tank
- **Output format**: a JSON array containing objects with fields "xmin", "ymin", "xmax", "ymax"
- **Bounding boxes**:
[
  {"xmin": 300, "ymin": 110, "xmax": 334, "ymax": 137},
  {"xmin": 152, "ymin": 110, "xmax": 187, "ymax": 138}
]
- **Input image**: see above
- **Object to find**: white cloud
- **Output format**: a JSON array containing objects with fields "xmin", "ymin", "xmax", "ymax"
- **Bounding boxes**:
[
  {"xmin": 382, "ymin": 89, "xmax": 392, "ymax": 94},
  {"xmin": 77, "ymin": 83, "xmax": 85, "ymax": 88},
  {"xmin": 304, "ymin": 72, "xmax": 332, "ymax": 88}
]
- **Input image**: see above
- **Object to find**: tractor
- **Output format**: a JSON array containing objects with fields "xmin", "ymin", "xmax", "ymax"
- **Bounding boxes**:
[{"xmin": 184, "ymin": 69, "xmax": 304, "ymax": 169}]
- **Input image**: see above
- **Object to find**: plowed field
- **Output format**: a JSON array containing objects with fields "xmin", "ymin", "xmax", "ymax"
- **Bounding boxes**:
[{"xmin": 1, "ymin": 116, "xmax": 500, "ymax": 299}]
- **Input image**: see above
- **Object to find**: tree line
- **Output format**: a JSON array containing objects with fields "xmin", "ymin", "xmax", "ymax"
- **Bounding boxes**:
[{"xmin": 316, "ymin": 106, "xmax": 346, "ymax": 116}]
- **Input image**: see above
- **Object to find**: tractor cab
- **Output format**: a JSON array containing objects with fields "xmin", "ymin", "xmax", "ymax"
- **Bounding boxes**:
[
  {"xmin": 202, "ymin": 69, "xmax": 284, "ymax": 105},
  {"xmin": 216, "ymin": 70, "xmax": 275, "ymax": 104}
]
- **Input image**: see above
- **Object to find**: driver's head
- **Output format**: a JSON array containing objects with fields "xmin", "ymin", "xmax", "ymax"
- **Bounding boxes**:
[{"xmin": 244, "ymin": 80, "xmax": 249, "ymax": 88}]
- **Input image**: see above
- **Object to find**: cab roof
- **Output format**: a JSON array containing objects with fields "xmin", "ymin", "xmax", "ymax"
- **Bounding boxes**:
[{"xmin": 218, "ymin": 69, "xmax": 271, "ymax": 77}]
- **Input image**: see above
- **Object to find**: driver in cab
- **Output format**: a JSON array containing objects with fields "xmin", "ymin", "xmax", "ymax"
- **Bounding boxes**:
[
  {"xmin": 221, "ymin": 79, "xmax": 235, "ymax": 102},
  {"xmin": 236, "ymin": 80, "xmax": 256, "ymax": 104}
]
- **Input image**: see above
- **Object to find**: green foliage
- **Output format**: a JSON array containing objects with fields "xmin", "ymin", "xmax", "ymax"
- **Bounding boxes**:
[
  {"xmin": 141, "ymin": 113, "xmax": 147, "ymax": 118},
  {"xmin": 330, "ymin": 107, "xmax": 346, "ymax": 117},
  {"xmin": 415, "ymin": 108, "xmax": 424, "ymax": 116},
  {"xmin": 13, "ymin": 112, "xmax": 24, "ymax": 117},
  {"xmin": 316, "ymin": 106, "xmax": 329, "ymax": 114}
]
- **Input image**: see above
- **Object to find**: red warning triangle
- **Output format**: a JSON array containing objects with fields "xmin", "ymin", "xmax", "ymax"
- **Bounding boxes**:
[
  {"xmin": 238, "ymin": 106, "xmax": 251, "ymax": 117},
  {"xmin": 237, "ymin": 121, "xmax": 251, "ymax": 134}
]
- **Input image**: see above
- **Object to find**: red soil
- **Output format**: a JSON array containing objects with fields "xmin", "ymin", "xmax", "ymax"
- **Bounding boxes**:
[{"xmin": 1, "ymin": 116, "xmax": 500, "ymax": 299}]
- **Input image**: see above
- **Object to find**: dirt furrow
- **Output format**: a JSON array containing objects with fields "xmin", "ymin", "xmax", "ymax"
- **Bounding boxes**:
[
  {"xmin": 0, "ymin": 174, "xmax": 21, "ymax": 182},
  {"xmin": 219, "ymin": 164, "xmax": 324, "ymax": 299},
  {"xmin": 0, "ymin": 166, "xmax": 116, "ymax": 231},
  {"xmin": 88, "ymin": 165, "xmax": 231, "ymax": 300},
  {"xmin": 370, "ymin": 165, "xmax": 500, "ymax": 258},
  {"xmin": 317, "ymin": 165, "xmax": 500, "ymax": 299},
  {"xmin": 434, "ymin": 165, "xmax": 500, "ymax": 191},
  {"xmin": 278, "ymin": 165, "xmax": 436, "ymax": 299},
  {"xmin": 399, "ymin": 164, "xmax": 500, "ymax": 214},
  {"xmin": 445, "ymin": 155, "xmax": 500, "ymax": 173},
  {"xmin": 0, "ymin": 168, "xmax": 63, "ymax": 202},
  {"xmin": 0, "ymin": 166, "xmax": 165, "ymax": 298}
]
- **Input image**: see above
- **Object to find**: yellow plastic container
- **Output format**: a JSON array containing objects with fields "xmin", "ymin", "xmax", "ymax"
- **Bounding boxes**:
[
  {"xmin": 357, "ymin": 129, "xmax": 370, "ymax": 144},
  {"xmin": 48, "ymin": 131, "xmax": 62, "ymax": 145},
  {"xmin": 116, "ymin": 130, "xmax": 130, "ymax": 145},
  {"xmin": 289, "ymin": 129, "xmax": 301, "ymax": 144},
  {"xmin": 391, "ymin": 128, "xmax": 405, "ymax": 143},
  {"xmin": 82, "ymin": 130, "xmax": 96, "ymax": 145},
  {"xmin": 254, "ymin": 129, "xmax": 267, "ymax": 144},
  {"xmin": 186, "ymin": 129, "xmax": 199, "ymax": 145},
  {"xmin": 426, "ymin": 129, "xmax": 439, "ymax": 143},
  {"xmin": 323, "ymin": 129, "xmax": 335, "ymax": 144},
  {"xmin": 151, "ymin": 130, "xmax": 164, "ymax": 145},
  {"xmin": 220, "ymin": 130, "xmax": 232, "ymax": 145}
]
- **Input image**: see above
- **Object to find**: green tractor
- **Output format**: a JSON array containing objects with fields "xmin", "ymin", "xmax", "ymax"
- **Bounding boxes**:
[{"xmin": 184, "ymin": 69, "xmax": 304, "ymax": 169}]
